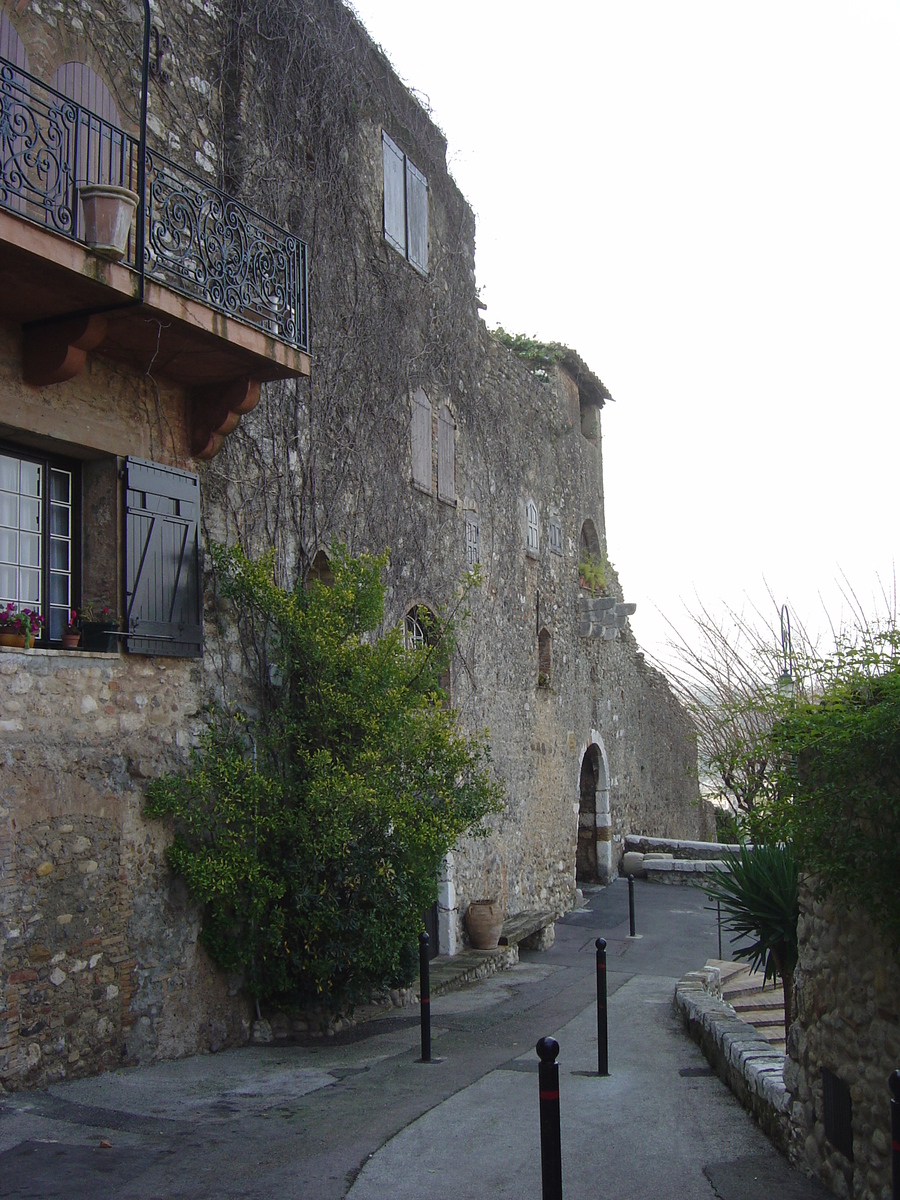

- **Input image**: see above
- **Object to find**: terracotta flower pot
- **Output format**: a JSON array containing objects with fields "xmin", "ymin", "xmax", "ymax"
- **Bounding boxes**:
[
  {"xmin": 61, "ymin": 632, "xmax": 81, "ymax": 649},
  {"xmin": 79, "ymin": 184, "xmax": 139, "ymax": 260},
  {"xmin": 465, "ymin": 899, "xmax": 504, "ymax": 949},
  {"xmin": 0, "ymin": 631, "xmax": 26, "ymax": 648}
]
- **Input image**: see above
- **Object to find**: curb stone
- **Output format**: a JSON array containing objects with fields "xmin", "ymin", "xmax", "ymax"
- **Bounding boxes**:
[{"xmin": 674, "ymin": 969, "xmax": 791, "ymax": 1152}]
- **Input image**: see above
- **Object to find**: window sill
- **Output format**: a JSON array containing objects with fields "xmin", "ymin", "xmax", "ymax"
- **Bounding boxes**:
[{"xmin": 0, "ymin": 645, "xmax": 119, "ymax": 658}]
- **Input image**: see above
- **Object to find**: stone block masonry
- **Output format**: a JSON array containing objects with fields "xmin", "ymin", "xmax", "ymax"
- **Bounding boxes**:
[
  {"xmin": 0, "ymin": 648, "xmax": 251, "ymax": 1090},
  {"xmin": 786, "ymin": 893, "xmax": 900, "ymax": 1200}
]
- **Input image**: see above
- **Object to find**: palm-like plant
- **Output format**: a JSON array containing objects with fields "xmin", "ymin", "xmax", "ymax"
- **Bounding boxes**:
[{"xmin": 701, "ymin": 842, "xmax": 799, "ymax": 1035}]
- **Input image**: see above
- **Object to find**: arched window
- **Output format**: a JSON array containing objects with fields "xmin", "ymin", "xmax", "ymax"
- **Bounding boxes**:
[
  {"xmin": 306, "ymin": 549, "xmax": 334, "ymax": 587},
  {"xmin": 538, "ymin": 627, "xmax": 551, "ymax": 687},
  {"xmin": 580, "ymin": 519, "xmax": 601, "ymax": 559},
  {"xmin": 404, "ymin": 605, "xmax": 429, "ymax": 650},
  {"xmin": 404, "ymin": 604, "xmax": 451, "ymax": 704},
  {"xmin": 525, "ymin": 499, "xmax": 539, "ymax": 557}
]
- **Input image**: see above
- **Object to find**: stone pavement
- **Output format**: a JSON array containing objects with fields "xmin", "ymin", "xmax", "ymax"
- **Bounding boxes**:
[{"xmin": 0, "ymin": 880, "xmax": 831, "ymax": 1199}]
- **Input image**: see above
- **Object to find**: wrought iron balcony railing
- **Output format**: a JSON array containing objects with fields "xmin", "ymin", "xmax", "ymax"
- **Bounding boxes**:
[{"xmin": 0, "ymin": 58, "xmax": 309, "ymax": 352}]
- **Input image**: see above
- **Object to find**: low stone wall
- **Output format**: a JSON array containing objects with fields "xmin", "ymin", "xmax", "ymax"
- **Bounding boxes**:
[
  {"xmin": 674, "ymin": 967, "xmax": 791, "ymax": 1152},
  {"xmin": 625, "ymin": 834, "xmax": 742, "ymax": 860},
  {"xmin": 787, "ymin": 892, "xmax": 900, "ymax": 1199}
]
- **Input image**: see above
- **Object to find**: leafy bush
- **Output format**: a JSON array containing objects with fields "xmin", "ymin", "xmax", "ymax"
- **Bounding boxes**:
[
  {"xmin": 769, "ymin": 634, "xmax": 900, "ymax": 953},
  {"xmin": 145, "ymin": 544, "xmax": 504, "ymax": 1011}
]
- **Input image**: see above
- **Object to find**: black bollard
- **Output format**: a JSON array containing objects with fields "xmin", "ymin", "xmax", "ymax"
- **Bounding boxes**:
[
  {"xmin": 717, "ymin": 900, "xmax": 722, "ymax": 959},
  {"xmin": 596, "ymin": 937, "xmax": 609, "ymax": 1077},
  {"xmin": 628, "ymin": 873, "xmax": 636, "ymax": 937},
  {"xmin": 890, "ymin": 1069, "xmax": 900, "ymax": 1200},
  {"xmin": 537, "ymin": 1037, "xmax": 563, "ymax": 1200},
  {"xmin": 418, "ymin": 931, "xmax": 431, "ymax": 1063}
]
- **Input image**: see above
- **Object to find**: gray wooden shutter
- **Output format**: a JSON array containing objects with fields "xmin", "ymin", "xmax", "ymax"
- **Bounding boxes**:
[
  {"xmin": 411, "ymin": 388, "xmax": 432, "ymax": 492},
  {"xmin": 0, "ymin": 18, "xmax": 30, "ymax": 217},
  {"xmin": 125, "ymin": 458, "xmax": 202, "ymax": 657},
  {"xmin": 50, "ymin": 62, "xmax": 126, "ymax": 239},
  {"xmin": 382, "ymin": 131, "xmax": 406, "ymax": 255},
  {"xmin": 437, "ymin": 405, "xmax": 455, "ymax": 504},
  {"xmin": 406, "ymin": 158, "xmax": 428, "ymax": 273},
  {"xmin": 0, "ymin": 16, "xmax": 29, "ymax": 75}
]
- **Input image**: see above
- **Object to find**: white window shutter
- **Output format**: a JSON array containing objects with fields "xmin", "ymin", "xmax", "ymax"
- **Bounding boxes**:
[
  {"xmin": 406, "ymin": 159, "xmax": 428, "ymax": 273},
  {"xmin": 382, "ymin": 132, "xmax": 406, "ymax": 254},
  {"xmin": 526, "ymin": 500, "xmax": 539, "ymax": 554},
  {"xmin": 411, "ymin": 389, "xmax": 432, "ymax": 492},
  {"xmin": 437, "ymin": 405, "xmax": 455, "ymax": 503}
]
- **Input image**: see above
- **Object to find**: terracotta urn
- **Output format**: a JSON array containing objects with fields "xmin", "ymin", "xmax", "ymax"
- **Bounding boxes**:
[
  {"xmin": 79, "ymin": 184, "xmax": 139, "ymax": 260},
  {"xmin": 465, "ymin": 899, "xmax": 504, "ymax": 949}
]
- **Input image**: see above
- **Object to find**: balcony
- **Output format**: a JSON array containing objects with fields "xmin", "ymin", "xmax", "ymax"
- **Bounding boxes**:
[{"xmin": 0, "ymin": 58, "xmax": 310, "ymax": 456}]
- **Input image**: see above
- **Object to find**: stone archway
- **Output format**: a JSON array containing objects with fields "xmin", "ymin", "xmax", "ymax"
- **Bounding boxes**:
[{"xmin": 576, "ymin": 737, "xmax": 612, "ymax": 884}]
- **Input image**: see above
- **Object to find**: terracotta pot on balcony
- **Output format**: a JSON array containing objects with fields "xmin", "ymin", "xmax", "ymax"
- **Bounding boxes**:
[{"xmin": 79, "ymin": 184, "xmax": 139, "ymax": 260}]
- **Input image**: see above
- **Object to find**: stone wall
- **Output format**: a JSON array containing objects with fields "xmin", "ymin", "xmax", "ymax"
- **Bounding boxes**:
[
  {"xmin": 0, "ymin": 648, "xmax": 252, "ymax": 1090},
  {"xmin": 0, "ymin": 0, "xmax": 701, "ymax": 1086},
  {"xmin": 786, "ymin": 890, "xmax": 900, "ymax": 1199}
]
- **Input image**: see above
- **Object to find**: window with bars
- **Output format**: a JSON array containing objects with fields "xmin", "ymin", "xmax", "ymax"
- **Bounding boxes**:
[
  {"xmin": 0, "ymin": 447, "xmax": 76, "ymax": 642},
  {"xmin": 465, "ymin": 519, "xmax": 479, "ymax": 566},
  {"xmin": 383, "ymin": 131, "xmax": 428, "ymax": 273},
  {"xmin": 525, "ymin": 499, "xmax": 539, "ymax": 557}
]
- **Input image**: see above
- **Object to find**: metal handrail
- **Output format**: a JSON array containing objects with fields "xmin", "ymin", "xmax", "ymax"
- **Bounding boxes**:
[{"xmin": 0, "ymin": 57, "xmax": 309, "ymax": 352}]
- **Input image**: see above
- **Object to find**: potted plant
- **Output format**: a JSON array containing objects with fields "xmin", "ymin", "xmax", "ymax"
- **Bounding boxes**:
[
  {"xmin": 79, "ymin": 184, "xmax": 139, "ymax": 261},
  {"xmin": 0, "ymin": 603, "xmax": 44, "ymax": 648},
  {"xmin": 578, "ymin": 552, "xmax": 609, "ymax": 596},
  {"xmin": 61, "ymin": 610, "xmax": 81, "ymax": 650},
  {"xmin": 80, "ymin": 603, "xmax": 121, "ymax": 652}
]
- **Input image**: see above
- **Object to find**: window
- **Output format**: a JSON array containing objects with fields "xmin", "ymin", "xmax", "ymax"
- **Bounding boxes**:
[
  {"xmin": 411, "ymin": 388, "xmax": 432, "ymax": 493},
  {"xmin": 0, "ymin": 446, "xmax": 77, "ymax": 643},
  {"xmin": 525, "ymin": 500, "xmax": 539, "ymax": 557},
  {"xmin": 437, "ymin": 404, "xmax": 456, "ymax": 504},
  {"xmin": 404, "ymin": 606, "xmax": 427, "ymax": 651},
  {"xmin": 383, "ymin": 131, "xmax": 428, "ymax": 273},
  {"xmin": 549, "ymin": 513, "xmax": 562, "ymax": 556},
  {"xmin": 465, "ymin": 518, "xmax": 479, "ymax": 566},
  {"xmin": 404, "ymin": 603, "xmax": 450, "ymax": 703}
]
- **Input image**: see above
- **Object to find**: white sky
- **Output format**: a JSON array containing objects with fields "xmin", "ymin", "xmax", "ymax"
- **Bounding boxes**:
[{"xmin": 349, "ymin": 0, "xmax": 900, "ymax": 664}]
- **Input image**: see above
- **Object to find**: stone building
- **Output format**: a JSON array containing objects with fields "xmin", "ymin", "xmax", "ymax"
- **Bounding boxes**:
[
  {"xmin": 0, "ymin": 0, "xmax": 699, "ymax": 1088},
  {"xmin": 786, "ymin": 893, "xmax": 900, "ymax": 1199}
]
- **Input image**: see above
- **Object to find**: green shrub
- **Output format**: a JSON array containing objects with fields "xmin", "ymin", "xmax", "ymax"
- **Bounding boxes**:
[
  {"xmin": 145, "ymin": 544, "xmax": 504, "ymax": 1011},
  {"xmin": 770, "ymin": 642, "xmax": 900, "ymax": 953}
]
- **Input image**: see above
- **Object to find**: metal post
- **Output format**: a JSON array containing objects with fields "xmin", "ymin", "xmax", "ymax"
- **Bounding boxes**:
[
  {"xmin": 628, "ymin": 874, "xmax": 636, "ymax": 938},
  {"xmin": 717, "ymin": 900, "xmax": 722, "ymax": 959},
  {"xmin": 418, "ymin": 931, "xmax": 431, "ymax": 1063},
  {"xmin": 596, "ymin": 937, "xmax": 609, "ymax": 1077},
  {"xmin": 890, "ymin": 1069, "xmax": 900, "ymax": 1200},
  {"xmin": 537, "ymin": 1037, "xmax": 563, "ymax": 1200}
]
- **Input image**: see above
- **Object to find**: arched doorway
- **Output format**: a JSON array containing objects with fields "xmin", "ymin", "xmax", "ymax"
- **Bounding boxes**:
[{"xmin": 576, "ymin": 739, "xmax": 612, "ymax": 884}]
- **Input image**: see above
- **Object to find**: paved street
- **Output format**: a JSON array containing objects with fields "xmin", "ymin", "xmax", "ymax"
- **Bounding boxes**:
[{"xmin": 0, "ymin": 880, "xmax": 830, "ymax": 1199}]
